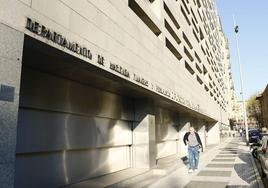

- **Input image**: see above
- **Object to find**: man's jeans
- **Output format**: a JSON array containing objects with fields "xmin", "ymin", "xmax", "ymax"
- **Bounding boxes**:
[{"xmin": 188, "ymin": 145, "xmax": 200, "ymax": 170}]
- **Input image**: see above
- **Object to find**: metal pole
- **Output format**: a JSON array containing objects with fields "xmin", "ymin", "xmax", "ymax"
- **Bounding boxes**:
[{"xmin": 232, "ymin": 15, "xmax": 249, "ymax": 145}]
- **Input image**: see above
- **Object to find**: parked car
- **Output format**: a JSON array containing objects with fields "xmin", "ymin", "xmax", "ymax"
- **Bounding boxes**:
[
  {"xmin": 249, "ymin": 129, "xmax": 261, "ymax": 143},
  {"xmin": 257, "ymin": 134, "xmax": 268, "ymax": 177}
]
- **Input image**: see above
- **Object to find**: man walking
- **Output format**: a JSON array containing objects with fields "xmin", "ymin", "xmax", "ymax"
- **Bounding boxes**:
[{"xmin": 183, "ymin": 127, "xmax": 203, "ymax": 173}]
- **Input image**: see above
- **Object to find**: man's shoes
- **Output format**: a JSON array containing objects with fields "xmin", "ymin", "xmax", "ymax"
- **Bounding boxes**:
[
  {"xmin": 194, "ymin": 169, "xmax": 198, "ymax": 172},
  {"xmin": 188, "ymin": 169, "xmax": 193, "ymax": 173}
]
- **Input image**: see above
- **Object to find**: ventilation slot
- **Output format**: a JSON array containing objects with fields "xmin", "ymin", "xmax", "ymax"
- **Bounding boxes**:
[
  {"xmin": 164, "ymin": 3, "xmax": 180, "ymax": 29},
  {"xmin": 203, "ymin": 65, "xmax": 208, "ymax": 74},
  {"xmin": 183, "ymin": 33, "xmax": 193, "ymax": 49},
  {"xmin": 181, "ymin": 0, "xmax": 190, "ymax": 14},
  {"xmin": 193, "ymin": 29, "xmax": 200, "ymax": 43},
  {"xmin": 201, "ymin": 45, "xmax": 206, "ymax": 55},
  {"xmin": 185, "ymin": 61, "xmax": 195, "ymax": 75},
  {"xmin": 192, "ymin": 18, "xmax": 199, "ymax": 33},
  {"xmin": 191, "ymin": 8, "xmax": 198, "ymax": 24},
  {"xmin": 196, "ymin": 63, "xmax": 202, "ymax": 73},
  {"xmin": 166, "ymin": 38, "xmax": 182, "ymax": 61},
  {"xmin": 165, "ymin": 20, "xmax": 181, "ymax": 45},
  {"xmin": 197, "ymin": 0, "xmax": 201, "ymax": 8},
  {"xmin": 181, "ymin": 6, "xmax": 191, "ymax": 25},
  {"xmin": 184, "ymin": 47, "xmax": 194, "ymax": 62},
  {"xmin": 200, "ymin": 27, "xmax": 204, "ymax": 40},
  {"xmin": 129, "ymin": 0, "xmax": 161, "ymax": 36},
  {"xmin": 204, "ymin": 85, "xmax": 209, "ymax": 91},
  {"xmin": 210, "ymin": 91, "xmax": 213, "ymax": 97},
  {"xmin": 195, "ymin": 52, "xmax": 201, "ymax": 63},
  {"xmin": 197, "ymin": 75, "xmax": 203, "ymax": 85}
]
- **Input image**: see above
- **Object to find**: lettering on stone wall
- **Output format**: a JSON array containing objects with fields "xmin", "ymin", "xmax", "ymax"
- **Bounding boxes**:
[
  {"xmin": 25, "ymin": 17, "xmax": 201, "ymax": 113},
  {"xmin": 25, "ymin": 17, "xmax": 92, "ymax": 60},
  {"xmin": 133, "ymin": 74, "xmax": 148, "ymax": 87},
  {"xmin": 97, "ymin": 55, "xmax": 105, "ymax": 66},
  {"xmin": 155, "ymin": 85, "xmax": 171, "ymax": 97},
  {"xmin": 110, "ymin": 62, "xmax": 130, "ymax": 78}
]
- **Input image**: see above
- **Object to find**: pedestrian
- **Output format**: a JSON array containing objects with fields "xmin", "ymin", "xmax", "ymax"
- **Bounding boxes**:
[
  {"xmin": 239, "ymin": 128, "xmax": 243, "ymax": 137},
  {"xmin": 183, "ymin": 127, "xmax": 203, "ymax": 173}
]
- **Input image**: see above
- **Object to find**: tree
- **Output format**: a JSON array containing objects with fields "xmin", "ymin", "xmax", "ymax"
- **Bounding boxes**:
[{"xmin": 247, "ymin": 93, "xmax": 262, "ymax": 126}]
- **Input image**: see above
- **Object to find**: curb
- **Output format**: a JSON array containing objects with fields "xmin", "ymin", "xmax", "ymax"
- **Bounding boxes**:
[{"xmin": 249, "ymin": 153, "xmax": 265, "ymax": 188}]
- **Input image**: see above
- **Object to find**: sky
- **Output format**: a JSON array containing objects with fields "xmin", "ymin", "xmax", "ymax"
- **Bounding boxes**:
[{"xmin": 216, "ymin": 0, "xmax": 268, "ymax": 100}]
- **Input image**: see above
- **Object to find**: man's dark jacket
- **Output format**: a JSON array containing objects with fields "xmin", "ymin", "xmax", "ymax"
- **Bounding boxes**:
[{"xmin": 183, "ymin": 132, "xmax": 203, "ymax": 148}]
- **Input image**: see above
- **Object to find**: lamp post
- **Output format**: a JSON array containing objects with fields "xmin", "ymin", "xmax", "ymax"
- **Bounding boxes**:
[{"xmin": 233, "ymin": 15, "xmax": 249, "ymax": 145}]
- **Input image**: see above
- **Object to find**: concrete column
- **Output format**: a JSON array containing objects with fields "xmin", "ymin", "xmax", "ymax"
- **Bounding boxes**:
[
  {"xmin": 0, "ymin": 24, "xmax": 24, "ymax": 188},
  {"xmin": 206, "ymin": 122, "xmax": 220, "ymax": 145},
  {"xmin": 132, "ymin": 99, "xmax": 156, "ymax": 168}
]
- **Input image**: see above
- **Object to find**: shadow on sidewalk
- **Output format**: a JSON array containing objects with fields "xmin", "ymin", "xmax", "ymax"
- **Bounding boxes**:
[{"xmin": 231, "ymin": 153, "xmax": 259, "ymax": 187}]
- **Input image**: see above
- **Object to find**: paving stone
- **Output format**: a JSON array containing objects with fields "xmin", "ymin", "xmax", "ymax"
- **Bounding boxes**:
[
  {"xmin": 216, "ymin": 155, "xmax": 237, "ymax": 158},
  {"xmin": 206, "ymin": 163, "xmax": 234, "ymax": 168},
  {"xmin": 212, "ymin": 159, "xmax": 235, "ymax": 162},
  {"xmin": 197, "ymin": 170, "xmax": 232, "ymax": 177},
  {"xmin": 219, "ymin": 152, "xmax": 237, "ymax": 154},
  {"xmin": 184, "ymin": 181, "xmax": 228, "ymax": 188}
]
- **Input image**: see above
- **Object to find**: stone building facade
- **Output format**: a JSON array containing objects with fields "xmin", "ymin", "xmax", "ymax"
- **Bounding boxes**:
[{"xmin": 0, "ymin": 0, "xmax": 233, "ymax": 187}]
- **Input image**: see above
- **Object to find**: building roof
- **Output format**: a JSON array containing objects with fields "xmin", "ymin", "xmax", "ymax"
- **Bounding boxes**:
[{"xmin": 256, "ymin": 84, "xmax": 268, "ymax": 100}]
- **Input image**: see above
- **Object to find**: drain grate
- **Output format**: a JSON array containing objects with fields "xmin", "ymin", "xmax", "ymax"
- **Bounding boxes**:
[
  {"xmin": 206, "ymin": 163, "xmax": 234, "ymax": 168},
  {"xmin": 184, "ymin": 181, "xmax": 228, "ymax": 188}
]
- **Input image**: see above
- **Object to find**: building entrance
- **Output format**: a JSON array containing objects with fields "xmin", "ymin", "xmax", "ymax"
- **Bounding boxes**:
[{"xmin": 15, "ymin": 36, "xmax": 135, "ymax": 188}]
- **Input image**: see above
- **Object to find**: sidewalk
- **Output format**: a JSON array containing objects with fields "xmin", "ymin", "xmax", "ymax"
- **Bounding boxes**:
[
  {"xmin": 149, "ymin": 137, "xmax": 264, "ymax": 188},
  {"xmin": 66, "ymin": 137, "xmax": 264, "ymax": 188}
]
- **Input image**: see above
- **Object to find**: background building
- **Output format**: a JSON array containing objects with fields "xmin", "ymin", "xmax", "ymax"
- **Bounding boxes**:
[
  {"xmin": 233, "ymin": 100, "xmax": 258, "ymax": 129},
  {"xmin": 0, "ymin": 0, "xmax": 234, "ymax": 187},
  {"xmin": 257, "ymin": 84, "xmax": 268, "ymax": 128}
]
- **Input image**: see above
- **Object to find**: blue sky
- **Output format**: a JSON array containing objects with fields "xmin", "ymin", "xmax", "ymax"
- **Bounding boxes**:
[{"xmin": 216, "ymin": 0, "xmax": 268, "ymax": 100}]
